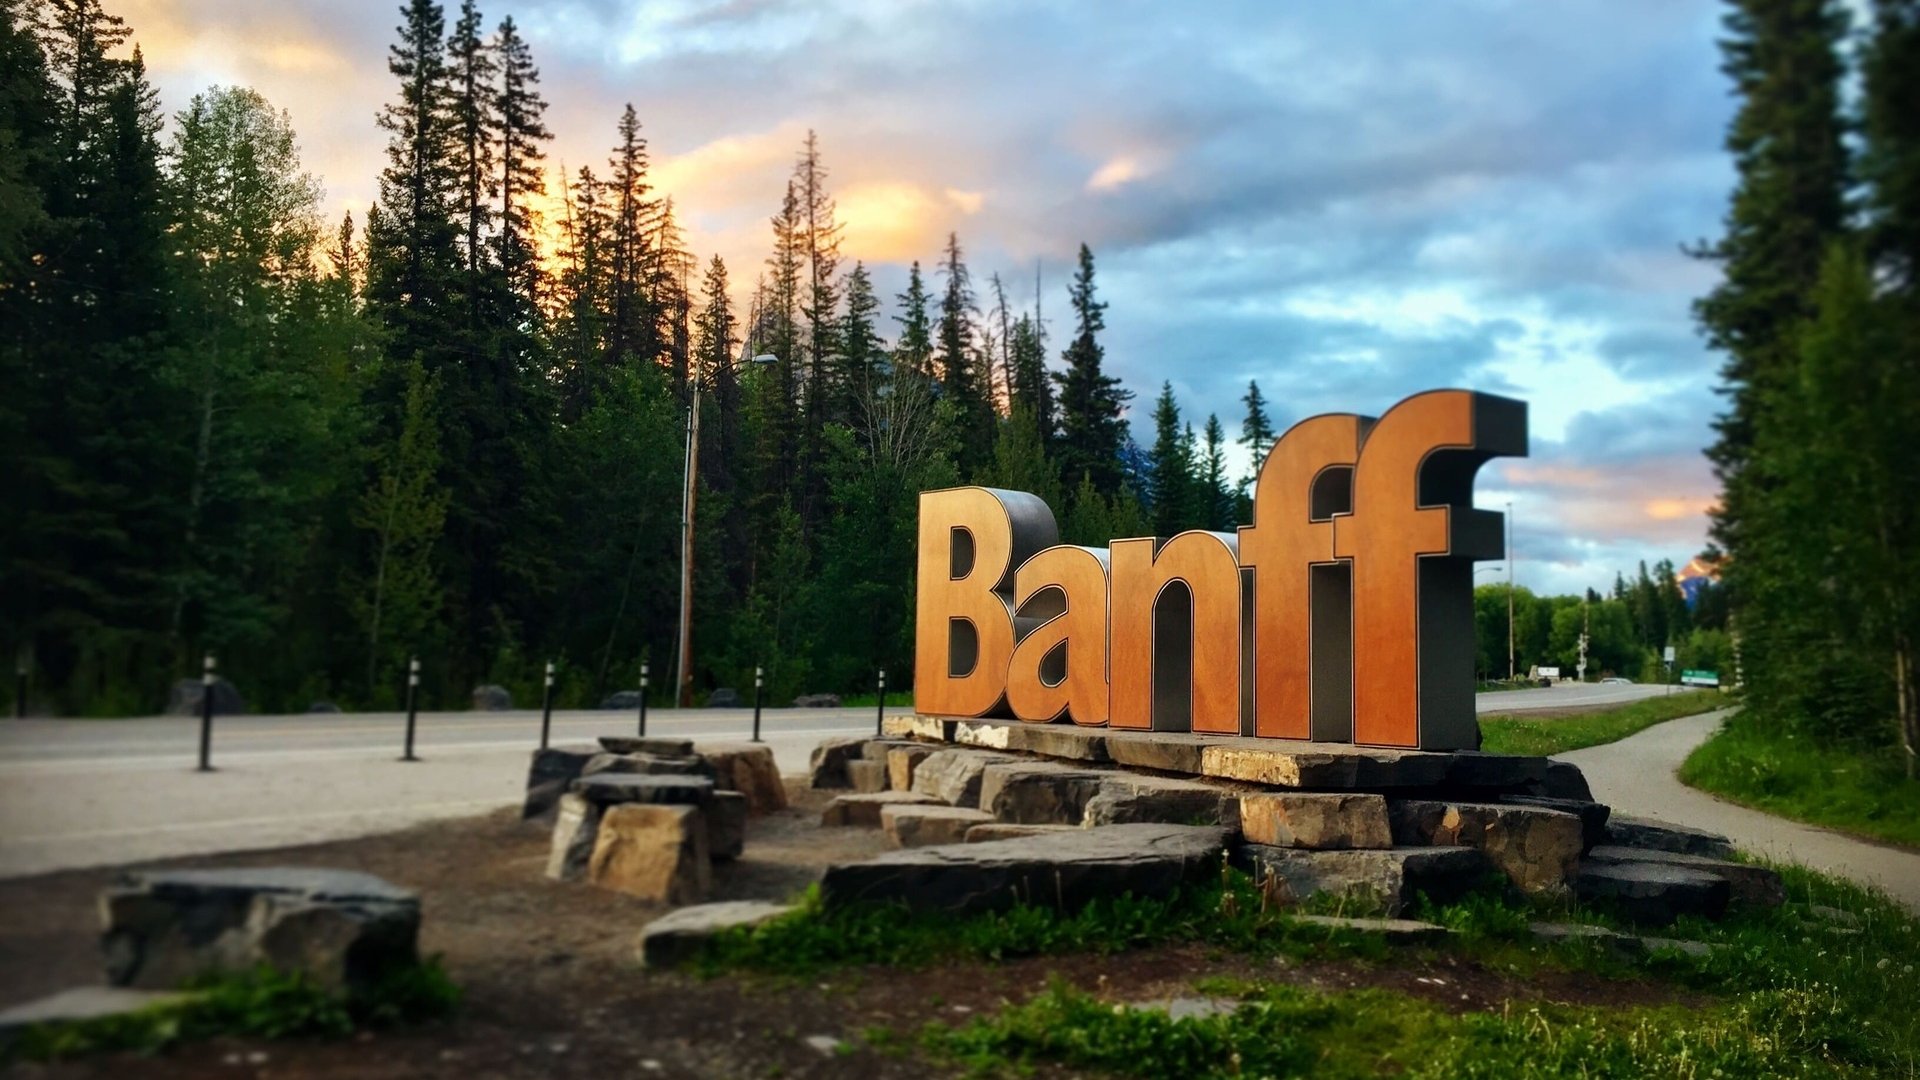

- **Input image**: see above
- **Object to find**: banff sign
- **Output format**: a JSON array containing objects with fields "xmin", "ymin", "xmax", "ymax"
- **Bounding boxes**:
[{"xmin": 914, "ymin": 389, "xmax": 1527, "ymax": 752}]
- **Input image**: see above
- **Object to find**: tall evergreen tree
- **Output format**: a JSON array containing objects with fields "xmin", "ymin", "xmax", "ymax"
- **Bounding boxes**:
[
  {"xmin": 1147, "ymin": 382, "xmax": 1193, "ymax": 535},
  {"xmin": 892, "ymin": 261, "xmax": 933, "ymax": 380},
  {"xmin": 935, "ymin": 231, "xmax": 992, "ymax": 473},
  {"xmin": 1201, "ymin": 413, "xmax": 1231, "ymax": 530},
  {"xmin": 446, "ymin": 0, "xmax": 494, "ymax": 295},
  {"xmin": 1861, "ymin": 0, "xmax": 1920, "ymax": 291},
  {"xmin": 1053, "ymin": 243, "xmax": 1129, "ymax": 497},
  {"xmin": 838, "ymin": 261, "xmax": 883, "ymax": 420},
  {"xmin": 492, "ymin": 15, "xmax": 547, "ymax": 318},
  {"xmin": 1239, "ymin": 379, "xmax": 1275, "ymax": 489},
  {"xmin": 1008, "ymin": 312, "xmax": 1051, "ymax": 441},
  {"xmin": 604, "ymin": 103, "xmax": 657, "ymax": 370}
]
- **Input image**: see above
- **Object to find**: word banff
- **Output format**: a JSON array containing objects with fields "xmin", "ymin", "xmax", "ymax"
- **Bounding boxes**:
[{"xmin": 915, "ymin": 389, "xmax": 1527, "ymax": 752}]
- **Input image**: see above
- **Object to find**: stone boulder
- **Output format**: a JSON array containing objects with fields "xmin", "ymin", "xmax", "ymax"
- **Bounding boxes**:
[
  {"xmin": 1233, "ymin": 846, "xmax": 1492, "ymax": 916},
  {"xmin": 569, "ymin": 773, "xmax": 716, "ymax": 808},
  {"xmin": 808, "ymin": 736, "xmax": 867, "ymax": 789},
  {"xmin": 707, "ymin": 790, "xmax": 748, "ymax": 861},
  {"xmin": 821, "ymin": 791, "xmax": 943, "ymax": 828},
  {"xmin": 600, "ymin": 736, "xmax": 695, "ymax": 756},
  {"xmin": 793, "ymin": 693, "xmax": 842, "ymax": 708},
  {"xmin": 165, "ymin": 678, "xmax": 246, "ymax": 717},
  {"xmin": 1573, "ymin": 860, "xmax": 1730, "ymax": 925},
  {"xmin": 637, "ymin": 901, "xmax": 796, "ymax": 969},
  {"xmin": 847, "ymin": 760, "xmax": 888, "ymax": 793},
  {"xmin": 1604, "ymin": 813, "xmax": 1736, "ymax": 859},
  {"xmin": 101, "ymin": 868, "xmax": 419, "ymax": 992},
  {"xmin": 978, "ymin": 761, "xmax": 1110, "ymax": 824},
  {"xmin": 1082, "ymin": 774, "xmax": 1241, "ymax": 828},
  {"xmin": 1389, "ymin": 799, "xmax": 1582, "ymax": 894},
  {"xmin": 820, "ymin": 824, "xmax": 1231, "ymax": 916},
  {"xmin": 881, "ymin": 804, "xmax": 994, "ymax": 848},
  {"xmin": 600, "ymin": 690, "xmax": 644, "ymax": 710},
  {"xmin": 707, "ymin": 688, "xmax": 742, "ymax": 708},
  {"xmin": 1239, "ymin": 793, "xmax": 1392, "ymax": 850},
  {"xmin": 910, "ymin": 749, "xmax": 1019, "ymax": 807},
  {"xmin": 522, "ymin": 744, "xmax": 602, "ymax": 822},
  {"xmin": 1501, "ymin": 794, "xmax": 1611, "ymax": 854},
  {"xmin": 471, "ymin": 684, "xmax": 513, "ymax": 711},
  {"xmin": 587, "ymin": 803, "xmax": 710, "ymax": 903},
  {"xmin": 546, "ymin": 793, "xmax": 607, "ymax": 881},
  {"xmin": 886, "ymin": 745, "xmax": 936, "ymax": 791},
  {"xmin": 700, "ymin": 742, "xmax": 788, "ymax": 814},
  {"xmin": 1583, "ymin": 845, "xmax": 1784, "ymax": 908},
  {"xmin": 1535, "ymin": 760, "xmax": 1594, "ymax": 801}
]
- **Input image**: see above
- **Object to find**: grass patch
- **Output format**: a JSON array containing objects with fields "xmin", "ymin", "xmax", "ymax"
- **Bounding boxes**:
[
  {"xmin": 915, "ymin": 864, "xmax": 1920, "ymax": 1078},
  {"xmin": 1478, "ymin": 689, "xmax": 1728, "ymax": 756},
  {"xmin": 5, "ymin": 959, "xmax": 460, "ymax": 1064},
  {"xmin": 1680, "ymin": 723, "xmax": 1920, "ymax": 849}
]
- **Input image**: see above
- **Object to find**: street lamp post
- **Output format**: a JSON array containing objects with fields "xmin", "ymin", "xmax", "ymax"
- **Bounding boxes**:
[
  {"xmin": 674, "ymin": 352, "xmax": 777, "ymax": 708},
  {"xmin": 1506, "ymin": 500, "xmax": 1516, "ymax": 683}
]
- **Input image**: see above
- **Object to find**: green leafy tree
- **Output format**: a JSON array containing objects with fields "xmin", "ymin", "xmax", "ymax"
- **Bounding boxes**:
[{"xmin": 350, "ymin": 362, "xmax": 449, "ymax": 702}]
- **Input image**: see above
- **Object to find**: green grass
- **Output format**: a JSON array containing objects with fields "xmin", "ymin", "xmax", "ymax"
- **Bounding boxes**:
[
  {"xmin": 1680, "ymin": 723, "xmax": 1920, "ymax": 850},
  {"xmin": 1477, "ymin": 689, "xmax": 1729, "ymax": 756},
  {"xmin": 903, "ymin": 864, "xmax": 1920, "ymax": 1078},
  {"xmin": 5, "ymin": 959, "xmax": 460, "ymax": 1064}
]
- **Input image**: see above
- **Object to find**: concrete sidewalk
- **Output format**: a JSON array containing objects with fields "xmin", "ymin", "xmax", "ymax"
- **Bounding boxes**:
[{"xmin": 1560, "ymin": 708, "xmax": 1920, "ymax": 911}]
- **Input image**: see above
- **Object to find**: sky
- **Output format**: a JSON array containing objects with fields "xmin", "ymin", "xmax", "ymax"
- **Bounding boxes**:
[{"xmin": 118, "ymin": 0, "xmax": 1743, "ymax": 598}]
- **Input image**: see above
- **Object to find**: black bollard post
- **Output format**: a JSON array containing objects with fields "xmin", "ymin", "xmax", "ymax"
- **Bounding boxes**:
[
  {"xmin": 637, "ymin": 662, "xmax": 650, "ymax": 737},
  {"xmin": 751, "ymin": 665, "xmax": 764, "ymax": 743},
  {"xmin": 400, "ymin": 657, "xmax": 421, "ymax": 761},
  {"xmin": 196, "ymin": 653, "xmax": 216, "ymax": 772},
  {"xmin": 539, "ymin": 660, "xmax": 555, "ymax": 749},
  {"xmin": 875, "ymin": 668, "xmax": 886, "ymax": 736}
]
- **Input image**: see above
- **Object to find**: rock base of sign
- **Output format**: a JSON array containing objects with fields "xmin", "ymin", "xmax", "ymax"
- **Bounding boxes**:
[
  {"xmin": 101, "ymin": 868, "xmax": 420, "ymax": 992},
  {"xmin": 818, "ymin": 723, "xmax": 1749, "ymax": 925},
  {"xmin": 820, "ymin": 824, "xmax": 1230, "ymax": 916},
  {"xmin": 528, "ymin": 737, "xmax": 791, "ymax": 905},
  {"xmin": 637, "ymin": 901, "xmax": 797, "ymax": 969}
]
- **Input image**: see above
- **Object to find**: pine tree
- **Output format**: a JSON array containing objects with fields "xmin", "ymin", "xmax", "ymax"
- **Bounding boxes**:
[
  {"xmin": 760, "ymin": 179, "xmax": 803, "ymax": 496},
  {"xmin": 1148, "ymin": 382, "xmax": 1193, "ymax": 535},
  {"xmin": 936, "ymin": 231, "xmax": 992, "ymax": 473},
  {"xmin": 892, "ymin": 261, "xmax": 933, "ymax": 379},
  {"xmin": 1201, "ymin": 413, "xmax": 1231, "ymax": 530},
  {"xmin": 446, "ymin": 0, "xmax": 495, "ymax": 292},
  {"xmin": 605, "ymin": 103, "xmax": 656, "ymax": 371},
  {"xmin": 368, "ymin": 0, "xmax": 459, "ymax": 362},
  {"xmin": 795, "ymin": 131, "xmax": 841, "ymax": 427},
  {"xmin": 1008, "ymin": 312, "xmax": 1051, "ymax": 441},
  {"xmin": 1861, "ymin": 0, "xmax": 1920, "ymax": 291},
  {"xmin": 492, "ymin": 15, "xmax": 548, "ymax": 317},
  {"xmin": 554, "ymin": 163, "xmax": 610, "ymax": 414},
  {"xmin": 1239, "ymin": 379, "xmax": 1275, "ymax": 490},
  {"xmin": 1053, "ymin": 243, "xmax": 1130, "ymax": 498},
  {"xmin": 838, "ymin": 261, "xmax": 883, "ymax": 419}
]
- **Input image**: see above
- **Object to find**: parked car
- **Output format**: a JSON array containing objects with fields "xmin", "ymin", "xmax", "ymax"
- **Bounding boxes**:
[{"xmin": 1600, "ymin": 676, "xmax": 1633, "ymax": 684}]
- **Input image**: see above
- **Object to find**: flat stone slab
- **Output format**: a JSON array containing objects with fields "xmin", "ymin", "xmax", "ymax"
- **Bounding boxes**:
[
  {"xmin": 967, "ymin": 823, "xmax": 1079, "ymax": 842},
  {"xmin": 1501, "ymin": 794, "xmax": 1611, "ymax": 854},
  {"xmin": 1084, "ymin": 773, "xmax": 1241, "ymax": 828},
  {"xmin": 820, "ymin": 824, "xmax": 1231, "ymax": 916},
  {"xmin": 1288, "ymin": 915, "xmax": 1451, "ymax": 945},
  {"xmin": 1528, "ymin": 921, "xmax": 1719, "ymax": 959},
  {"xmin": 523, "ymin": 744, "xmax": 602, "ymax": 822},
  {"xmin": 101, "ymin": 868, "xmax": 420, "ymax": 992},
  {"xmin": 1573, "ymin": 860, "xmax": 1730, "ymax": 925},
  {"xmin": 599, "ymin": 736, "xmax": 696, "ymax": 757},
  {"xmin": 882, "ymin": 804, "xmax": 995, "ymax": 848},
  {"xmin": 0, "ymin": 987, "xmax": 193, "ymax": 1033},
  {"xmin": 1583, "ymin": 845, "xmax": 1784, "ymax": 907},
  {"xmin": 569, "ymin": 774, "xmax": 715, "ymax": 806},
  {"xmin": 581, "ymin": 752, "xmax": 710, "ymax": 778},
  {"xmin": 1389, "ymin": 800, "xmax": 1583, "ymax": 894},
  {"xmin": 979, "ymin": 761, "xmax": 1110, "ymax": 824},
  {"xmin": 1604, "ymin": 813, "xmax": 1735, "ymax": 859},
  {"xmin": 894, "ymin": 717, "xmax": 1546, "ymax": 792},
  {"xmin": 910, "ymin": 749, "xmax": 1019, "ymax": 807},
  {"xmin": 1234, "ymin": 845, "xmax": 1492, "ymax": 916},
  {"xmin": 637, "ymin": 901, "xmax": 795, "ymax": 969},
  {"xmin": 821, "ymin": 791, "xmax": 943, "ymax": 827}
]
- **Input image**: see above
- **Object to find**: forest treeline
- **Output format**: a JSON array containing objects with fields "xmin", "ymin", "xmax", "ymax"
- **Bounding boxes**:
[
  {"xmin": 1694, "ymin": 0, "xmax": 1919, "ymax": 772},
  {"xmin": 5, "ymin": 0, "xmax": 1735, "ymax": 717}
]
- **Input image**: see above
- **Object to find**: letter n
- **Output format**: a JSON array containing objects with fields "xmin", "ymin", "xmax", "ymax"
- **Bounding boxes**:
[
  {"xmin": 1109, "ymin": 532, "xmax": 1242, "ymax": 734},
  {"xmin": 914, "ymin": 487, "xmax": 1059, "ymax": 717}
]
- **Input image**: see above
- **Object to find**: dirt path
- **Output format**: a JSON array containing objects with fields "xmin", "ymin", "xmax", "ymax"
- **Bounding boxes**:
[{"xmin": 1559, "ymin": 708, "xmax": 1920, "ymax": 911}]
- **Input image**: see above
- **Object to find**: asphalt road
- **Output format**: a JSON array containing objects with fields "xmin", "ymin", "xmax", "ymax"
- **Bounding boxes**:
[
  {"xmin": 0, "ymin": 681, "xmax": 1677, "ymax": 879},
  {"xmin": 1563, "ymin": 709, "xmax": 1920, "ymax": 912}
]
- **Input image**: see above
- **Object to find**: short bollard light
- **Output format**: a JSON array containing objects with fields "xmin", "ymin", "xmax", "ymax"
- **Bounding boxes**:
[
  {"xmin": 196, "ymin": 653, "xmax": 217, "ymax": 772},
  {"xmin": 539, "ymin": 660, "xmax": 556, "ymax": 750},
  {"xmin": 875, "ymin": 668, "xmax": 887, "ymax": 735},
  {"xmin": 400, "ymin": 656, "xmax": 421, "ymax": 762},
  {"xmin": 751, "ymin": 665, "xmax": 764, "ymax": 743},
  {"xmin": 637, "ymin": 662, "xmax": 650, "ymax": 737}
]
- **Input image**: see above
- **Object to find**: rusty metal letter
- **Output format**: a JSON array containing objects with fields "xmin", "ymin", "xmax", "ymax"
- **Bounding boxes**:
[
  {"xmin": 1006, "ymin": 545, "xmax": 1111, "ymax": 725},
  {"xmin": 1238, "ymin": 413, "xmax": 1372, "ymax": 741},
  {"xmin": 914, "ymin": 487, "xmax": 1060, "ymax": 718},
  {"xmin": 1334, "ymin": 391, "xmax": 1526, "ymax": 749},
  {"xmin": 1109, "ymin": 532, "xmax": 1243, "ymax": 734}
]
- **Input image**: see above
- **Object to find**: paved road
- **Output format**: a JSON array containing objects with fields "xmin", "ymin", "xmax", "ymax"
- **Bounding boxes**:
[
  {"xmin": 1475, "ymin": 681, "xmax": 1675, "ymax": 714},
  {"xmin": 0, "ymin": 707, "xmax": 886, "ymax": 879},
  {"xmin": 1561, "ymin": 708, "xmax": 1920, "ymax": 911},
  {"xmin": 0, "ymin": 681, "xmax": 1688, "ymax": 880}
]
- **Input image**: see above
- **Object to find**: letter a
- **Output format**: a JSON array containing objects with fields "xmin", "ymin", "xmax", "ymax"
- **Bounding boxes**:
[
  {"xmin": 914, "ymin": 487, "xmax": 1059, "ymax": 717},
  {"xmin": 1334, "ymin": 391, "xmax": 1526, "ymax": 749},
  {"xmin": 1006, "ymin": 545, "xmax": 1111, "ymax": 725}
]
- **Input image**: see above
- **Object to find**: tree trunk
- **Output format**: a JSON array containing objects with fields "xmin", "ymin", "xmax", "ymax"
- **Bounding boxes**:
[
  {"xmin": 1896, "ymin": 630, "xmax": 1916, "ymax": 782},
  {"xmin": 169, "ymin": 369, "xmax": 218, "ymax": 644}
]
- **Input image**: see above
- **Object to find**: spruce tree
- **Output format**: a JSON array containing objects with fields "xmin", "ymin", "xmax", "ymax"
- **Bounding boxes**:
[
  {"xmin": 1053, "ymin": 243, "xmax": 1129, "ymax": 498},
  {"xmin": 1861, "ymin": 0, "xmax": 1920, "ymax": 291},
  {"xmin": 892, "ymin": 261, "xmax": 933, "ymax": 379},
  {"xmin": 838, "ymin": 261, "xmax": 883, "ymax": 419},
  {"xmin": 1239, "ymin": 379, "xmax": 1275, "ymax": 489},
  {"xmin": 1202, "ymin": 413, "xmax": 1231, "ymax": 530},
  {"xmin": 1147, "ymin": 382, "xmax": 1192, "ymax": 535},
  {"xmin": 493, "ymin": 15, "xmax": 548, "ymax": 317},
  {"xmin": 936, "ymin": 231, "xmax": 992, "ymax": 473},
  {"xmin": 605, "ymin": 103, "xmax": 656, "ymax": 371},
  {"xmin": 1008, "ymin": 312, "xmax": 1052, "ymax": 441},
  {"xmin": 446, "ymin": 0, "xmax": 495, "ymax": 293}
]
